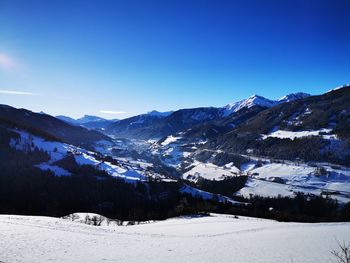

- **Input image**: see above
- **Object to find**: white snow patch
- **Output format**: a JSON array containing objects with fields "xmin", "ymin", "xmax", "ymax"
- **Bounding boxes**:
[
  {"xmin": 161, "ymin": 135, "xmax": 181, "ymax": 146},
  {"xmin": 262, "ymin": 128, "xmax": 334, "ymax": 140},
  {"xmin": 238, "ymin": 178, "xmax": 294, "ymax": 198},
  {"xmin": 183, "ymin": 161, "xmax": 240, "ymax": 181}
]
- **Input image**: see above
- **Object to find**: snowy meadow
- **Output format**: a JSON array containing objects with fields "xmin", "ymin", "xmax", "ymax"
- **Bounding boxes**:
[{"xmin": 1, "ymin": 213, "xmax": 349, "ymax": 263}]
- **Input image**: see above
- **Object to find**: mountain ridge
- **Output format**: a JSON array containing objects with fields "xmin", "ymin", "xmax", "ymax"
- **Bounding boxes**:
[
  {"xmin": 0, "ymin": 104, "xmax": 111, "ymax": 149},
  {"xmin": 105, "ymin": 92, "xmax": 311, "ymax": 139}
]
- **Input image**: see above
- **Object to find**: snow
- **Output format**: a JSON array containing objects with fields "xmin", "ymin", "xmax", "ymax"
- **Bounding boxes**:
[
  {"xmin": 183, "ymin": 161, "xmax": 240, "ymax": 181},
  {"xmin": 10, "ymin": 130, "xmax": 74, "ymax": 162},
  {"xmin": 1, "ymin": 213, "xmax": 349, "ymax": 263},
  {"xmin": 224, "ymin": 93, "xmax": 310, "ymax": 116},
  {"xmin": 150, "ymin": 136, "xmax": 205, "ymax": 168},
  {"xmin": 262, "ymin": 128, "xmax": 334, "ymax": 140},
  {"xmin": 278, "ymin": 92, "xmax": 310, "ymax": 103},
  {"xmin": 237, "ymin": 161, "xmax": 350, "ymax": 203},
  {"xmin": 224, "ymin": 95, "xmax": 277, "ymax": 115},
  {"xmin": 327, "ymin": 84, "xmax": 350, "ymax": 93},
  {"xmin": 250, "ymin": 162, "xmax": 316, "ymax": 180},
  {"xmin": 9, "ymin": 129, "xmax": 148, "ymax": 181},
  {"xmin": 161, "ymin": 135, "xmax": 181, "ymax": 146},
  {"xmin": 74, "ymin": 156, "xmax": 147, "ymax": 181},
  {"xmin": 240, "ymin": 162, "xmax": 256, "ymax": 172},
  {"xmin": 94, "ymin": 139, "xmax": 114, "ymax": 155},
  {"xmin": 238, "ymin": 178, "xmax": 295, "ymax": 198},
  {"xmin": 10, "ymin": 130, "xmax": 76, "ymax": 176}
]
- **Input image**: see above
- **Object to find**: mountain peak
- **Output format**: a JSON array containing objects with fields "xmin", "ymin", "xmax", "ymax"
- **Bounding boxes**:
[
  {"xmin": 225, "ymin": 94, "xmax": 276, "ymax": 114},
  {"xmin": 245, "ymin": 94, "xmax": 275, "ymax": 106},
  {"xmin": 248, "ymin": 94, "xmax": 263, "ymax": 99},
  {"xmin": 224, "ymin": 92, "xmax": 311, "ymax": 116},
  {"xmin": 278, "ymin": 92, "xmax": 310, "ymax": 103}
]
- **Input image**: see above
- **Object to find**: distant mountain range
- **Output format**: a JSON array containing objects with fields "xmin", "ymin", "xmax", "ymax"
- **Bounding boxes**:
[
  {"xmin": 56, "ymin": 115, "xmax": 118, "ymax": 130},
  {"xmin": 224, "ymin": 92, "xmax": 310, "ymax": 114},
  {"xmin": 52, "ymin": 92, "xmax": 311, "ymax": 140},
  {"xmin": 105, "ymin": 92, "xmax": 311, "ymax": 140},
  {"xmin": 0, "ymin": 105, "xmax": 110, "ymax": 148}
]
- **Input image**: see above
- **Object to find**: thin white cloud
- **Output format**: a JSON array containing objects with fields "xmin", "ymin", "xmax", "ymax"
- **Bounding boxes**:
[
  {"xmin": 100, "ymin": 110, "xmax": 126, "ymax": 115},
  {"xmin": 0, "ymin": 53, "xmax": 17, "ymax": 70},
  {"xmin": 0, "ymin": 89, "xmax": 37, "ymax": 95}
]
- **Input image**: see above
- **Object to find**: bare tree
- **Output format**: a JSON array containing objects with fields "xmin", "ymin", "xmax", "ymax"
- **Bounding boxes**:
[
  {"xmin": 331, "ymin": 240, "xmax": 350, "ymax": 263},
  {"xmin": 91, "ymin": 215, "xmax": 104, "ymax": 226}
]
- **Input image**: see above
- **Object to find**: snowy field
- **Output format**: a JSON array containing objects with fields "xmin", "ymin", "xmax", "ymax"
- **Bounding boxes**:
[
  {"xmin": 238, "ymin": 162, "xmax": 350, "ymax": 203},
  {"xmin": 1, "ymin": 213, "xmax": 349, "ymax": 263},
  {"xmin": 183, "ymin": 161, "xmax": 240, "ymax": 180}
]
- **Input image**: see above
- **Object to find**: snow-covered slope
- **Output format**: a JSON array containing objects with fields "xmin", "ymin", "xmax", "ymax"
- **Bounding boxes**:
[
  {"xmin": 261, "ymin": 128, "xmax": 335, "ymax": 140},
  {"xmin": 183, "ymin": 161, "xmax": 240, "ymax": 181},
  {"xmin": 150, "ymin": 126, "xmax": 350, "ymax": 202},
  {"xmin": 8, "ymin": 128, "xmax": 231, "ymax": 203},
  {"xmin": 151, "ymin": 131, "xmax": 350, "ymax": 202},
  {"xmin": 9, "ymin": 129, "xmax": 155, "ymax": 181},
  {"xmin": 224, "ymin": 94, "xmax": 277, "ymax": 114},
  {"xmin": 0, "ymin": 213, "xmax": 349, "ymax": 263},
  {"xmin": 278, "ymin": 92, "xmax": 310, "ymax": 103},
  {"xmin": 237, "ymin": 159, "xmax": 350, "ymax": 203}
]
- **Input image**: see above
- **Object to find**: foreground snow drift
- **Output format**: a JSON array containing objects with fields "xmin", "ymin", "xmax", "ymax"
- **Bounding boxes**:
[{"xmin": 0, "ymin": 214, "xmax": 349, "ymax": 263}]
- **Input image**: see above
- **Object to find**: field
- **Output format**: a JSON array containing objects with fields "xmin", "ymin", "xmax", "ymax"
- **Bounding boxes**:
[{"xmin": 1, "ymin": 213, "xmax": 349, "ymax": 263}]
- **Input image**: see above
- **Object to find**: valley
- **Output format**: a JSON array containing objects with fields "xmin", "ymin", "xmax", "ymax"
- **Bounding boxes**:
[{"xmin": 1, "ymin": 86, "xmax": 350, "ymax": 223}]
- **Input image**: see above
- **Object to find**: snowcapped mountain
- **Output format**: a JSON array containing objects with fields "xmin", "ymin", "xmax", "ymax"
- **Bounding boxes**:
[
  {"xmin": 206, "ymin": 86, "xmax": 350, "ymax": 167},
  {"xmin": 105, "ymin": 92, "xmax": 312, "ymax": 140},
  {"xmin": 224, "ymin": 93, "xmax": 311, "ymax": 116},
  {"xmin": 224, "ymin": 95, "xmax": 277, "ymax": 115},
  {"xmin": 148, "ymin": 86, "xmax": 350, "ymax": 202},
  {"xmin": 278, "ymin": 92, "xmax": 310, "ymax": 103}
]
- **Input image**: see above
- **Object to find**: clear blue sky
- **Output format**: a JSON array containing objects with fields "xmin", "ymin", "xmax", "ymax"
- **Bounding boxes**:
[{"xmin": 0, "ymin": 0, "xmax": 349, "ymax": 119}]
